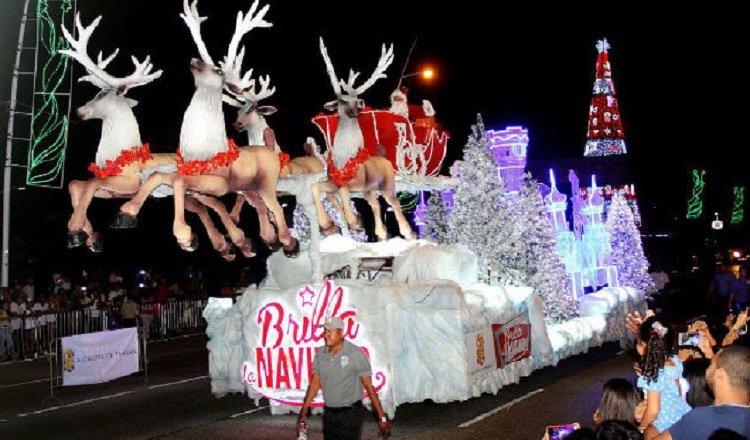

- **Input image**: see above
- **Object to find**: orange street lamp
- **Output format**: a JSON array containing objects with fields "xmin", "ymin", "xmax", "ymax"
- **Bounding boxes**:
[{"xmin": 402, "ymin": 67, "xmax": 434, "ymax": 81}]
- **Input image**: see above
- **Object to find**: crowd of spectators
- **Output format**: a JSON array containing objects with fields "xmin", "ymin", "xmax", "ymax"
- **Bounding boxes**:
[
  {"xmin": 1, "ymin": 267, "xmax": 253, "ymax": 361},
  {"xmin": 542, "ymin": 275, "xmax": 750, "ymax": 440}
]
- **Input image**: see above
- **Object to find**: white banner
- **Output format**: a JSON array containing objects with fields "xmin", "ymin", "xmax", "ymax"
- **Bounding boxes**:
[{"xmin": 62, "ymin": 328, "xmax": 139, "ymax": 386}]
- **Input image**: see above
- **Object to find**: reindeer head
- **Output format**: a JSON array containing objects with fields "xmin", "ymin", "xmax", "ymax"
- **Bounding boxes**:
[
  {"xmin": 180, "ymin": 0, "xmax": 271, "ymax": 94},
  {"xmin": 77, "ymin": 88, "xmax": 138, "ymax": 120},
  {"xmin": 59, "ymin": 14, "xmax": 162, "ymax": 122},
  {"xmin": 319, "ymin": 37, "xmax": 394, "ymax": 120},
  {"xmin": 224, "ymin": 74, "xmax": 277, "ymax": 132}
]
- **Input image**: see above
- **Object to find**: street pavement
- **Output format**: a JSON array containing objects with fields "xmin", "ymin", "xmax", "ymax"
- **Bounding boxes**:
[{"xmin": 0, "ymin": 334, "xmax": 635, "ymax": 439}]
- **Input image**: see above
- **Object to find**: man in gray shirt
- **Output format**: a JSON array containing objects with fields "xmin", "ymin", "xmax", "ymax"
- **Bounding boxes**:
[{"xmin": 297, "ymin": 316, "xmax": 390, "ymax": 439}]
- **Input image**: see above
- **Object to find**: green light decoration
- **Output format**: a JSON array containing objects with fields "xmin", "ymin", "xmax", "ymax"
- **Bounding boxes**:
[
  {"xmin": 686, "ymin": 169, "xmax": 706, "ymax": 220},
  {"xmin": 732, "ymin": 186, "xmax": 745, "ymax": 224},
  {"xmin": 26, "ymin": 0, "xmax": 73, "ymax": 187},
  {"xmin": 397, "ymin": 191, "xmax": 419, "ymax": 213}
]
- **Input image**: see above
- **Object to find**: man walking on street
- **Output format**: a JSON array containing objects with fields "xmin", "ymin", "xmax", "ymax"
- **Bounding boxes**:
[{"xmin": 297, "ymin": 316, "xmax": 390, "ymax": 439}]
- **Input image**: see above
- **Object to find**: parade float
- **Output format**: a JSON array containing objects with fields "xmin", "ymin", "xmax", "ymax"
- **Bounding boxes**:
[{"xmin": 53, "ymin": 0, "xmax": 649, "ymax": 418}]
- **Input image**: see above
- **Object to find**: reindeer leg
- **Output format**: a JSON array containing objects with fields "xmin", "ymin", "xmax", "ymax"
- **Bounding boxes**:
[
  {"xmin": 184, "ymin": 196, "xmax": 235, "ymax": 261},
  {"xmin": 258, "ymin": 187, "xmax": 298, "ymax": 257},
  {"xmin": 69, "ymin": 176, "xmax": 140, "ymax": 249},
  {"xmin": 68, "ymin": 180, "xmax": 93, "ymax": 232},
  {"xmin": 193, "ymin": 194, "xmax": 254, "ymax": 258},
  {"xmin": 70, "ymin": 176, "xmax": 139, "ymax": 232},
  {"xmin": 243, "ymin": 191, "xmax": 276, "ymax": 247},
  {"xmin": 337, "ymin": 186, "xmax": 362, "ymax": 232},
  {"xmin": 116, "ymin": 172, "xmax": 175, "ymax": 228},
  {"xmin": 381, "ymin": 188, "xmax": 415, "ymax": 241},
  {"xmin": 364, "ymin": 191, "xmax": 387, "ymax": 241},
  {"xmin": 311, "ymin": 181, "xmax": 338, "ymax": 234},
  {"xmin": 229, "ymin": 193, "xmax": 245, "ymax": 224},
  {"xmin": 173, "ymin": 174, "xmax": 229, "ymax": 251}
]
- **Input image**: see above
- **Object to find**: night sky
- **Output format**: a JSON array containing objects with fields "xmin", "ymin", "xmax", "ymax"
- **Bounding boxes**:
[{"xmin": 0, "ymin": 1, "xmax": 746, "ymax": 285}]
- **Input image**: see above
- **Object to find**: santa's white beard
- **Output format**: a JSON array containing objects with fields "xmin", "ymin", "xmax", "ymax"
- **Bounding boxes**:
[{"xmin": 390, "ymin": 101, "xmax": 409, "ymax": 118}]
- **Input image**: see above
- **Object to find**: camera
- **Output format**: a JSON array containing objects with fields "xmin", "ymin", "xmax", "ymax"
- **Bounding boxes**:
[
  {"xmin": 546, "ymin": 423, "xmax": 580, "ymax": 440},
  {"xmin": 678, "ymin": 332, "xmax": 701, "ymax": 346}
]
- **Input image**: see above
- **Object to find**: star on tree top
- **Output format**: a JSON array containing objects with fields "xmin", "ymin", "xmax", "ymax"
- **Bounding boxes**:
[{"xmin": 596, "ymin": 38, "xmax": 610, "ymax": 53}]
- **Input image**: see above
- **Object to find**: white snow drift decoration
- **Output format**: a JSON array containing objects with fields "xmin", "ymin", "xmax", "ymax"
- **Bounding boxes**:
[
  {"xmin": 392, "ymin": 242, "xmax": 478, "ymax": 288},
  {"xmin": 203, "ymin": 242, "xmax": 645, "ymax": 417}
]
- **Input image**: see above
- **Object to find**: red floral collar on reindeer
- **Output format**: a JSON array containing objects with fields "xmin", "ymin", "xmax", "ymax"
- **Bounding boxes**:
[
  {"xmin": 176, "ymin": 139, "xmax": 240, "ymax": 176},
  {"xmin": 88, "ymin": 143, "xmax": 153, "ymax": 179},
  {"xmin": 327, "ymin": 147, "xmax": 372, "ymax": 187},
  {"xmin": 278, "ymin": 152, "xmax": 290, "ymax": 171}
]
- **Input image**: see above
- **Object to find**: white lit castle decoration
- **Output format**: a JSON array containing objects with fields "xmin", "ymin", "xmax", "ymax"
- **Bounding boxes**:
[
  {"xmin": 545, "ymin": 170, "xmax": 620, "ymax": 297},
  {"xmin": 487, "ymin": 127, "xmax": 529, "ymax": 192},
  {"xmin": 545, "ymin": 170, "xmax": 584, "ymax": 296},
  {"xmin": 577, "ymin": 175, "xmax": 620, "ymax": 293}
]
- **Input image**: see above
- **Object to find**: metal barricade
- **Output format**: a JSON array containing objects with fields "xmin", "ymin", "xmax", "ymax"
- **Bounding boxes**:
[{"xmin": 5, "ymin": 300, "xmax": 207, "ymax": 359}]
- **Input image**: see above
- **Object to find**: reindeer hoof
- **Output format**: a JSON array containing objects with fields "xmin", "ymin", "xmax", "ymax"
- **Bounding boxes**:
[
  {"xmin": 267, "ymin": 240, "xmax": 282, "ymax": 252},
  {"xmin": 283, "ymin": 237, "xmax": 300, "ymax": 258},
  {"xmin": 239, "ymin": 238, "xmax": 255, "ymax": 259},
  {"xmin": 110, "ymin": 212, "xmax": 138, "ymax": 229},
  {"xmin": 67, "ymin": 231, "xmax": 88, "ymax": 249},
  {"xmin": 87, "ymin": 234, "xmax": 104, "ymax": 253},
  {"xmin": 221, "ymin": 248, "xmax": 237, "ymax": 262},
  {"xmin": 179, "ymin": 233, "xmax": 199, "ymax": 252}
]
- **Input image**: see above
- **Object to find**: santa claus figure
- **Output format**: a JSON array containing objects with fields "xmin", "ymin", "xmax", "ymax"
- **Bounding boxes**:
[{"xmin": 389, "ymin": 86, "xmax": 436, "ymax": 124}]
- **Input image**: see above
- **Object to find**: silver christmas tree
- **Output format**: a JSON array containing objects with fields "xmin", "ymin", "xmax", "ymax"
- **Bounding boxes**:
[
  {"xmin": 606, "ymin": 191, "xmax": 656, "ymax": 297},
  {"xmin": 421, "ymin": 191, "xmax": 451, "ymax": 243},
  {"xmin": 448, "ymin": 115, "xmax": 524, "ymax": 284},
  {"xmin": 513, "ymin": 176, "xmax": 578, "ymax": 322}
]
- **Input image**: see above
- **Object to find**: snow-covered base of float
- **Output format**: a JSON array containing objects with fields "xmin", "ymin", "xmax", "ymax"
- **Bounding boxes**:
[{"xmin": 203, "ymin": 238, "xmax": 645, "ymax": 417}]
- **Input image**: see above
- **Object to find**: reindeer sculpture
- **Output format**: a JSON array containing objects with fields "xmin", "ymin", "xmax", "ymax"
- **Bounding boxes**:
[
  {"xmin": 115, "ymin": 0, "xmax": 298, "ymax": 257},
  {"xmin": 223, "ymin": 74, "xmax": 333, "ymax": 247},
  {"xmin": 60, "ymin": 13, "xmax": 250, "ymax": 260},
  {"xmin": 60, "ymin": 14, "xmax": 169, "ymax": 251},
  {"xmin": 312, "ymin": 38, "xmax": 415, "ymax": 241}
]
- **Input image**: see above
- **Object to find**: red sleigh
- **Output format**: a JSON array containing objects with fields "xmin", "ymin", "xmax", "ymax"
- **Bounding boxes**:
[{"xmin": 311, "ymin": 110, "xmax": 449, "ymax": 177}]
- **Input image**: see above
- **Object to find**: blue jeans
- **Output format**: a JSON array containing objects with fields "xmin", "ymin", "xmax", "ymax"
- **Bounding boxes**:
[{"xmin": 0, "ymin": 327, "xmax": 13, "ymax": 356}]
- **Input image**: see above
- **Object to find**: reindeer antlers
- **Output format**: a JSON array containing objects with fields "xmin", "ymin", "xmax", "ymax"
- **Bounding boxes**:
[
  {"xmin": 59, "ymin": 13, "xmax": 162, "ymax": 91},
  {"xmin": 223, "ymin": 0, "xmax": 272, "ymax": 71},
  {"xmin": 223, "ymin": 73, "xmax": 275, "ymax": 108},
  {"xmin": 180, "ymin": 0, "xmax": 272, "ymax": 91},
  {"xmin": 180, "ymin": 0, "xmax": 214, "ymax": 66},
  {"xmin": 319, "ymin": 37, "xmax": 342, "ymax": 96},
  {"xmin": 319, "ymin": 37, "xmax": 394, "ymax": 97},
  {"xmin": 245, "ymin": 74, "xmax": 275, "ymax": 103},
  {"xmin": 349, "ymin": 43, "xmax": 394, "ymax": 96},
  {"xmin": 222, "ymin": 0, "xmax": 272, "ymax": 92}
]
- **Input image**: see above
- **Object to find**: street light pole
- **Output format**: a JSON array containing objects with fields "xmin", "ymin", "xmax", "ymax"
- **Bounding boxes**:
[{"xmin": 2, "ymin": 0, "xmax": 31, "ymax": 288}]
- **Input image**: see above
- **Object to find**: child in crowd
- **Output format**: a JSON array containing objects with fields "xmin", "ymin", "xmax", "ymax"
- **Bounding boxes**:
[{"xmin": 636, "ymin": 317, "xmax": 691, "ymax": 439}]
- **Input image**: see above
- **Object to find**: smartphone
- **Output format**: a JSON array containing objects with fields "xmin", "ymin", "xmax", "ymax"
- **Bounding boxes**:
[
  {"xmin": 678, "ymin": 332, "xmax": 700, "ymax": 346},
  {"xmin": 546, "ymin": 423, "xmax": 580, "ymax": 440}
]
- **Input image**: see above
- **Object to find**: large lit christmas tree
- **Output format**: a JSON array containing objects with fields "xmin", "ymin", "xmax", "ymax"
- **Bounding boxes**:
[
  {"xmin": 421, "ymin": 191, "xmax": 451, "ymax": 243},
  {"xmin": 606, "ymin": 191, "xmax": 656, "ymax": 296},
  {"xmin": 514, "ymin": 177, "xmax": 578, "ymax": 322},
  {"xmin": 583, "ymin": 38, "xmax": 627, "ymax": 157},
  {"xmin": 448, "ymin": 115, "xmax": 524, "ymax": 284}
]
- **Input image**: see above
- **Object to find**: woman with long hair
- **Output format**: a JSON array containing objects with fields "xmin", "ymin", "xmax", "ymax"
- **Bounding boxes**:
[
  {"xmin": 682, "ymin": 358, "xmax": 713, "ymax": 408},
  {"xmin": 594, "ymin": 378, "xmax": 641, "ymax": 425}
]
